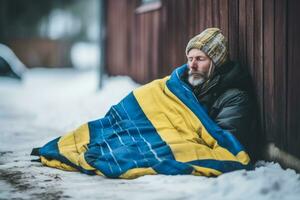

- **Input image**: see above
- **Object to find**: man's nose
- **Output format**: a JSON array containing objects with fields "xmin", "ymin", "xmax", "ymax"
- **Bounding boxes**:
[{"xmin": 190, "ymin": 60, "xmax": 197, "ymax": 70}]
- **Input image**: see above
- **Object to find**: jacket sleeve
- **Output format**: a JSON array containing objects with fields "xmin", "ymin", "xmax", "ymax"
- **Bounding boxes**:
[{"xmin": 209, "ymin": 89, "xmax": 254, "ymax": 147}]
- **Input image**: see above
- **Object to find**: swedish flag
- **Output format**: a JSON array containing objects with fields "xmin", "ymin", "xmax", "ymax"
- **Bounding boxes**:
[{"xmin": 38, "ymin": 64, "xmax": 252, "ymax": 179}]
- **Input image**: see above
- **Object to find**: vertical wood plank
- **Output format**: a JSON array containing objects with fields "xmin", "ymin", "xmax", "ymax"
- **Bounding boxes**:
[
  {"xmin": 228, "ymin": 0, "xmax": 239, "ymax": 60},
  {"xmin": 151, "ymin": 11, "xmax": 159, "ymax": 80},
  {"xmin": 274, "ymin": 0, "xmax": 287, "ymax": 150},
  {"xmin": 206, "ymin": 0, "xmax": 213, "ymax": 27},
  {"xmin": 287, "ymin": 0, "xmax": 300, "ymax": 158},
  {"xmin": 238, "ymin": 0, "xmax": 247, "ymax": 68},
  {"xmin": 246, "ymin": 0, "xmax": 254, "ymax": 75},
  {"xmin": 263, "ymin": 0, "xmax": 275, "ymax": 142},
  {"xmin": 212, "ymin": 0, "xmax": 220, "ymax": 27},
  {"xmin": 219, "ymin": 0, "xmax": 229, "ymax": 38},
  {"xmin": 188, "ymin": 0, "xmax": 195, "ymax": 37},
  {"xmin": 199, "ymin": 0, "xmax": 206, "ymax": 32},
  {"xmin": 253, "ymin": 0, "xmax": 264, "ymax": 143}
]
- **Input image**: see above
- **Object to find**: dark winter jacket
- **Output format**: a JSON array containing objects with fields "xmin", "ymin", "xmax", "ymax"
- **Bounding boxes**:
[{"xmin": 181, "ymin": 61, "xmax": 254, "ymax": 151}]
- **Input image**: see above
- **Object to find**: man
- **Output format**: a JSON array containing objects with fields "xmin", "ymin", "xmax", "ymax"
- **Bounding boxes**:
[
  {"xmin": 181, "ymin": 28, "xmax": 254, "ymax": 153},
  {"xmin": 32, "ymin": 28, "xmax": 254, "ymax": 179}
]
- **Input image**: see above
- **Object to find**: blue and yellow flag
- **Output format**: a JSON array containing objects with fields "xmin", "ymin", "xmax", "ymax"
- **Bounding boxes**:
[{"xmin": 39, "ymin": 64, "xmax": 252, "ymax": 179}]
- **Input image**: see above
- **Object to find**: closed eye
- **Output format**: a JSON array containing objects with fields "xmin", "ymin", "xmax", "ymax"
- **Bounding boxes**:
[{"xmin": 196, "ymin": 56, "xmax": 205, "ymax": 61}]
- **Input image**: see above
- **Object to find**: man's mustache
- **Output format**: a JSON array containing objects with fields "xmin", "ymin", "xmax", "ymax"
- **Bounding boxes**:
[{"xmin": 188, "ymin": 70, "xmax": 206, "ymax": 77}]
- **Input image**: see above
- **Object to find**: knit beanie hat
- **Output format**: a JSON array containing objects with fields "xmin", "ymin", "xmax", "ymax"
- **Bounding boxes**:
[{"xmin": 185, "ymin": 28, "xmax": 228, "ymax": 67}]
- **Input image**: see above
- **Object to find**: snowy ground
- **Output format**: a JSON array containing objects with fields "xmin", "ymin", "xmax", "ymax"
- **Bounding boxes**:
[{"xmin": 0, "ymin": 68, "xmax": 300, "ymax": 200}]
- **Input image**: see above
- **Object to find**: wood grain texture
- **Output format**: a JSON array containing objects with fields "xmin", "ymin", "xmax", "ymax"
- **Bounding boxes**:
[{"xmin": 287, "ymin": 0, "xmax": 300, "ymax": 158}]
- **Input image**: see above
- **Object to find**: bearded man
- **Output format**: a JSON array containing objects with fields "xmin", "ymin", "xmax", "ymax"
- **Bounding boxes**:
[{"xmin": 181, "ymin": 28, "xmax": 254, "ymax": 151}]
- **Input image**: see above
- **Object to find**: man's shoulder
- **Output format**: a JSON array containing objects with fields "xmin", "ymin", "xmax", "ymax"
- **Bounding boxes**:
[{"xmin": 214, "ymin": 88, "xmax": 252, "ymax": 108}]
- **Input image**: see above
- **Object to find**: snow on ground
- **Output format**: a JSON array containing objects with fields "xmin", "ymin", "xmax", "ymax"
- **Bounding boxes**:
[{"xmin": 0, "ymin": 68, "xmax": 300, "ymax": 200}]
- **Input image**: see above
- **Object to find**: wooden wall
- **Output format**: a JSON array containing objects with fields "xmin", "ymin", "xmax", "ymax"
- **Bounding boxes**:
[{"xmin": 105, "ymin": 0, "xmax": 300, "ymax": 160}]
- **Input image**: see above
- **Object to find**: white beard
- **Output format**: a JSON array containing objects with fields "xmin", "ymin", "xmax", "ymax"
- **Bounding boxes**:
[
  {"xmin": 188, "ymin": 75, "xmax": 205, "ymax": 86},
  {"xmin": 188, "ymin": 70, "xmax": 206, "ymax": 87}
]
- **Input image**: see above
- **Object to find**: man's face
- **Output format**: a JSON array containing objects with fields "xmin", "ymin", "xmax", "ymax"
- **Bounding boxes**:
[{"xmin": 186, "ymin": 49, "xmax": 212, "ymax": 86}]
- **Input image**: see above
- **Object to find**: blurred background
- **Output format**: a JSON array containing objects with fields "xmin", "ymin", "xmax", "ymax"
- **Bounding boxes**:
[
  {"xmin": 0, "ymin": 0, "xmax": 299, "ymax": 172},
  {"xmin": 0, "ymin": 0, "xmax": 101, "ymax": 69}
]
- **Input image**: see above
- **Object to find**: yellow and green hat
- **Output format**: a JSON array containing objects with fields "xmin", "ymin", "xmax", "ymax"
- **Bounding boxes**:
[{"xmin": 185, "ymin": 28, "xmax": 228, "ymax": 67}]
